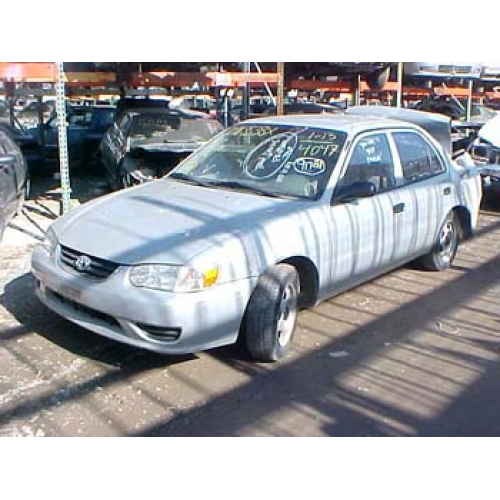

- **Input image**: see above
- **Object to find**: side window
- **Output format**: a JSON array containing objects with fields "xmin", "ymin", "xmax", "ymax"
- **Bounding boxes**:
[
  {"xmin": 339, "ymin": 133, "xmax": 395, "ymax": 192},
  {"xmin": 393, "ymin": 131, "xmax": 445, "ymax": 184}
]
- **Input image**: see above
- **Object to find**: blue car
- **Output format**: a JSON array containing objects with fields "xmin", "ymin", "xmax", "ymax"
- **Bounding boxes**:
[{"xmin": 28, "ymin": 105, "xmax": 116, "ymax": 175}]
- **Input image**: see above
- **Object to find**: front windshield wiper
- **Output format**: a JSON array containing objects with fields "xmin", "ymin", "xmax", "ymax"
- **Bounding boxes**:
[
  {"xmin": 169, "ymin": 172, "xmax": 214, "ymax": 188},
  {"xmin": 169, "ymin": 175, "xmax": 294, "ymax": 199}
]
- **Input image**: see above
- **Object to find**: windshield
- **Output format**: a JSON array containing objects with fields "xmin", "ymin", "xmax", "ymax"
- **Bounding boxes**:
[
  {"xmin": 169, "ymin": 123, "xmax": 347, "ymax": 200},
  {"xmin": 130, "ymin": 113, "xmax": 221, "ymax": 143}
]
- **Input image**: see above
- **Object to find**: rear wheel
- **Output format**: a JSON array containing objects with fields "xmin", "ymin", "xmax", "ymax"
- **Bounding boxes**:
[
  {"xmin": 243, "ymin": 264, "xmax": 299, "ymax": 362},
  {"xmin": 421, "ymin": 212, "xmax": 460, "ymax": 271}
]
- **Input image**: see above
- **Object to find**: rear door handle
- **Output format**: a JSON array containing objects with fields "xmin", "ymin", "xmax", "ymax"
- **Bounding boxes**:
[
  {"xmin": 393, "ymin": 202, "xmax": 405, "ymax": 214},
  {"xmin": 443, "ymin": 187, "xmax": 451, "ymax": 196}
]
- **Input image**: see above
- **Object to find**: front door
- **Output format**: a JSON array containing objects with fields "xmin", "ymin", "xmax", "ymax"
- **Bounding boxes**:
[{"xmin": 328, "ymin": 132, "xmax": 399, "ymax": 293}]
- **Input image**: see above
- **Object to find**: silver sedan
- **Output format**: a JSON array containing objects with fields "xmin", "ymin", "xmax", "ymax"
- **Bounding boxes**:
[{"xmin": 31, "ymin": 112, "xmax": 482, "ymax": 362}]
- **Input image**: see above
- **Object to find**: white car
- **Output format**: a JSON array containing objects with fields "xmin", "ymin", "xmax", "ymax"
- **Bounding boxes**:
[
  {"xmin": 404, "ymin": 62, "xmax": 483, "ymax": 80},
  {"xmin": 31, "ymin": 110, "xmax": 482, "ymax": 362}
]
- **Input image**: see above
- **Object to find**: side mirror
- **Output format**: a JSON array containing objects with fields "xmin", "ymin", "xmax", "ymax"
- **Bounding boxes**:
[{"xmin": 332, "ymin": 180, "xmax": 377, "ymax": 204}]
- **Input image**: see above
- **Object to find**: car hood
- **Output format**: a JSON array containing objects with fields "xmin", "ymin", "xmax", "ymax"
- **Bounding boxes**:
[{"xmin": 53, "ymin": 179, "xmax": 290, "ymax": 265}]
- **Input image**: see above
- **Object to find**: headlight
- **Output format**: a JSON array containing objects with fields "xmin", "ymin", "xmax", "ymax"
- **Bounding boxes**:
[
  {"xmin": 129, "ymin": 265, "xmax": 219, "ymax": 292},
  {"xmin": 41, "ymin": 227, "xmax": 58, "ymax": 255}
]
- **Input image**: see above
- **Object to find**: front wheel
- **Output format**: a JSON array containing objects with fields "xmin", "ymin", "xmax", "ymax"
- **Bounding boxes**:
[
  {"xmin": 243, "ymin": 264, "xmax": 299, "ymax": 362},
  {"xmin": 421, "ymin": 212, "xmax": 460, "ymax": 271}
]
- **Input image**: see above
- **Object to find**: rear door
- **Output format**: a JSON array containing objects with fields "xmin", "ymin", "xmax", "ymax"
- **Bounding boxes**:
[{"xmin": 390, "ymin": 129, "xmax": 451, "ymax": 258}]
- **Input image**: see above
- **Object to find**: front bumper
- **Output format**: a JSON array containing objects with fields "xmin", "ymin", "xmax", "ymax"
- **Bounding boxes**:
[{"xmin": 31, "ymin": 245, "xmax": 256, "ymax": 355}]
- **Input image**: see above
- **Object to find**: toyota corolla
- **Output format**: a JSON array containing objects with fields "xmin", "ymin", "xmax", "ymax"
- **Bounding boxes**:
[{"xmin": 31, "ymin": 111, "xmax": 482, "ymax": 362}]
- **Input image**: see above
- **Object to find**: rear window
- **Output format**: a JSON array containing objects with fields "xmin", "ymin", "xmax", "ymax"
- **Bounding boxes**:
[{"xmin": 131, "ymin": 114, "xmax": 221, "ymax": 142}]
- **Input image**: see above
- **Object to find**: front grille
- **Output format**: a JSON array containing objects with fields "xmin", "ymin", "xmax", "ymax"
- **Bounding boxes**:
[
  {"xmin": 49, "ymin": 289, "xmax": 120, "ymax": 329},
  {"xmin": 59, "ymin": 245, "xmax": 119, "ymax": 279}
]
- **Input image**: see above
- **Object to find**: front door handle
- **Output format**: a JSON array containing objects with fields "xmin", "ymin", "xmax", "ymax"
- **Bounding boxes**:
[
  {"xmin": 393, "ymin": 202, "xmax": 405, "ymax": 214},
  {"xmin": 443, "ymin": 187, "xmax": 451, "ymax": 196}
]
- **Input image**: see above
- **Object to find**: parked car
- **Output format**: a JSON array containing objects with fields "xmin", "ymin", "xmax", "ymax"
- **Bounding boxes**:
[
  {"xmin": 99, "ymin": 107, "xmax": 223, "ymax": 189},
  {"xmin": 0, "ymin": 128, "xmax": 29, "ymax": 242},
  {"xmin": 404, "ymin": 62, "xmax": 483, "ymax": 81},
  {"xmin": 0, "ymin": 122, "xmax": 43, "ymax": 171},
  {"xmin": 413, "ymin": 96, "xmax": 497, "ymax": 124},
  {"xmin": 16, "ymin": 100, "xmax": 55, "ymax": 128},
  {"xmin": 468, "ymin": 113, "xmax": 500, "ymax": 198},
  {"xmin": 290, "ymin": 62, "xmax": 394, "ymax": 90},
  {"xmin": 28, "ymin": 105, "xmax": 116, "ymax": 174},
  {"xmin": 480, "ymin": 62, "xmax": 500, "ymax": 81},
  {"xmin": 31, "ymin": 111, "xmax": 482, "ymax": 362}
]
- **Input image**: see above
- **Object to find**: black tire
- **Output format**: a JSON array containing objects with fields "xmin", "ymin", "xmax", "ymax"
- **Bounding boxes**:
[
  {"xmin": 421, "ymin": 212, "xmax": 460, "ymax": 271},
  {"xmin": 244, "ymin": 264, "xmax": 299, "ymax": 362}
]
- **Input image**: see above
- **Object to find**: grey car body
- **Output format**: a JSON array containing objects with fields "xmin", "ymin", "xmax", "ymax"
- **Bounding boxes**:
[
  {"xmin": 27, "ymin": 105, "xmax": 116, "ymax": 174},
  {"xmin": 31, "ymin": 112, "xmax": 482, "ymax": 361},
  {"xmin": 0, "ymin": 128, "xmax": 29, "ymax": 241},
  {"xmin": 99, "ymin": 107, "xmax": 223, "ymax": 190}
]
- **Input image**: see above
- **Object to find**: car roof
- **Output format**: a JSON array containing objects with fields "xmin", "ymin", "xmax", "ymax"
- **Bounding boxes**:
[
  {"xmin": 245, "ymin": 110, "xmax": 453, "ymax": 154},
  {"xmin": 245, "ymin": 113, "xmax": 419, "ymax": 135},
  {"xmin": 126, "ymin": 107, "xmax": 216, "ymax": 120},
  {"xmin": 71, "ymin": 105, "xmax": 116, "ymax": 112}
]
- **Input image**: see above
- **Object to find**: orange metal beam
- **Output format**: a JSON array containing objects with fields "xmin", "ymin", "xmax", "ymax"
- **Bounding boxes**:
[
  {"xmin": 65, "ymin": 72, "xmax": 116, "ymax": 86},
  {"xmin": 131, "ymin": 72, "xmax": 212, "ymax": 87},
  {"xmin": 0, "ymin": 62, "xmax": 56, "ymax": 82},
  {"xmin": 206, "ymin": 72, "xmax": 278, "ymax": 87},
  {"xmin": 290, "ymin": 79, "xmax": 354, "ymax": 92}
]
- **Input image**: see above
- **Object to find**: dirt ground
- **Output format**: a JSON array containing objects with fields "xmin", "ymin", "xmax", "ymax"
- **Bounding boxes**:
[{"xmin": 1, "ymin": 175, "xmax": 499, "ymax": 436}]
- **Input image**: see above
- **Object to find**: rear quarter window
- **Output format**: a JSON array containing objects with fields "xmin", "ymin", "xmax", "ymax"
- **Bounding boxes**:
[{"xmin": 393, "ymin": 131, "xmax": 445, "ymax": 184}]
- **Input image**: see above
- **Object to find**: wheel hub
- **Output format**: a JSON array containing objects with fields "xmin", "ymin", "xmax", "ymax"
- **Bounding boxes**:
[
  {"xmin": 438, "ymin": 221, "xmax": 456, "ymax": 264},
  {"xmin": 277, "ymin": 284, "xmax": 297, "ymax": 347}
]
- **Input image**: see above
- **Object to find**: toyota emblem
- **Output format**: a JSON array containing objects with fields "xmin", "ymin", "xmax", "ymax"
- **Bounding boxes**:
[{"xmin": 74, "ymin": 255, "xmax": 92, "ymax": 272}]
